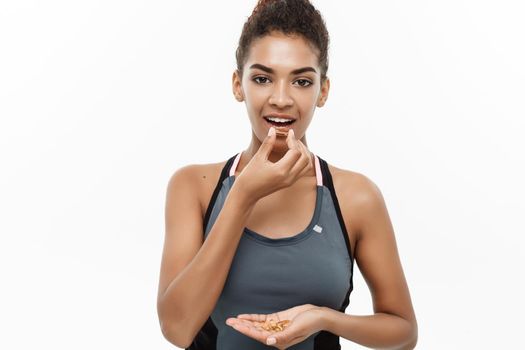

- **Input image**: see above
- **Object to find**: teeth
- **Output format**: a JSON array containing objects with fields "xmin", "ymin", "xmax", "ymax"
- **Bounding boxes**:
[{"xmin": 266, "ymin": 117, "xmax": 294, "ymax": 123}]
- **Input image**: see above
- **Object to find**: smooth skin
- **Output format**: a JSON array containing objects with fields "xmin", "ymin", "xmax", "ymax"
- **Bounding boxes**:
[{"xmin": 157, "ymin": 30, "xmax": 417, "ymax": 349}]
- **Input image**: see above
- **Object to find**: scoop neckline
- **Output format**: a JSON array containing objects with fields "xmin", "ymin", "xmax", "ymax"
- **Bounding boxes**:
[{"xmin": 228, "ymin": 175, "xmax": 323, "ymax": 246}]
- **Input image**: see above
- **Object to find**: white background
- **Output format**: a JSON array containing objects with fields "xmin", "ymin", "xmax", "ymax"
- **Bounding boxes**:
[{"xmin": 1, "ymin": 0, "xmax": 524, "ymax": 349}]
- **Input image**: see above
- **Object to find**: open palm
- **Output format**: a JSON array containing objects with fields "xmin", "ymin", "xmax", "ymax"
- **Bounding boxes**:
[{"xmin": 226, "ymin": 304, "xmax": 322, "ymax": 349}]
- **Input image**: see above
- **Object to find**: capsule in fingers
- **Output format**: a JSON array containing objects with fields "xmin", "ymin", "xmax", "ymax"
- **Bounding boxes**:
[{"xmin": 275, "ymin": 129, "xmax": 288, "ymax": 137}]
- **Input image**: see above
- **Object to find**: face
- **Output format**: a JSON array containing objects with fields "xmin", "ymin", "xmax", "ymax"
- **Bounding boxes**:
[{"xmin": 232, "ymin": 31, "xmax": 330, "ymax": 149}]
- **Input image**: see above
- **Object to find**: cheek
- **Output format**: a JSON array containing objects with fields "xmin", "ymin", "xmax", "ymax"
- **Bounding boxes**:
[
  {"xmin": 243, "ymin": 89, "xmax": 268, "ymax": 112},
  {"xmin": 297, "ymin": 92, "xmax": 319, "ymax": 111},
  {"xmin": 244, "ymin": 84, "xmax": 267, "ymax": 99}
]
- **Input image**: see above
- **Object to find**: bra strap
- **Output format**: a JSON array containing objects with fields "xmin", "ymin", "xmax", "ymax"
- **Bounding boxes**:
[
  {"xmin": 314, "ymin": 154, "xmax": 323, "ymax": 186},
  {"xmin": 229, "ymin": 152, "xmax": 242, "ymax": 177}
]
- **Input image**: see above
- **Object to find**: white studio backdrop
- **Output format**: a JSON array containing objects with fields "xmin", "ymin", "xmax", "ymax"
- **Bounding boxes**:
[{"xmin": 0, "ymin": 0, "xmax": 524, "ymax": 349}]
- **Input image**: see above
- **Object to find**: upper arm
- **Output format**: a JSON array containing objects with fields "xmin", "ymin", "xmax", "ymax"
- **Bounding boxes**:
[
  {"xmin": 351, "ymin": 174, "xmax": 416, "ymax": 323},
  {"xmin": 157, "ymin": 165, "xmax": 204, "ymax": 303}
]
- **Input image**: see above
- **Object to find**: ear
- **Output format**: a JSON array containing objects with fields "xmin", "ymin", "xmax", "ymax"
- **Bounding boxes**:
[
  {"xmin": 317, "ymin": 77, "xmax": 330, "ymax": 107},
  {"xmin": 232, "ymin": 69, "xmax": 244, "ymax": 102}
]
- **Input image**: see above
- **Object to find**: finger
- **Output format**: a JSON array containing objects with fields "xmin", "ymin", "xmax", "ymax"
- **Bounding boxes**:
[
  {"xmin": 285, "ymin": 128, "xmax": 299, "ymax": 151},
  {"xmin": 274, "ymin": 132, "xmax": 302, "ymax": 173},
  {"xmin": 257, "ymin": 126, "xmax": 277, "ymax": 160},
  {"xmin": 267, "ymin": 327, "xmax": 304, "ymax": 348},
  {"xmin": 297, "ymin": 152, "xmax": 313, "ymax": 179},
  {"xmin": 229, "ymin": 319, "xmax": 258, "ymax": 332},
  {"xmin": 240, "ymin": 317, "xmax": 276, "ymax": 332},
  {"xmin": 297, "ymin": 161, "xmax": 312, "ymax": 179},
  {"xmin": 238, "ymin": 313, "xmax": 266, "ymax": 323},
  {"xmin": 231, "ymin": 322, "xmax": 272, "ymax": 344},
  {"xmin": 238, "ymin": 318, "xmax": 260, "ymax": 328},
  {"xmin": 288, "ymin": 142, "xmax": 311, "ymax": 178},
  {"xmin": 300, "ymin": 146, "xmax": 314, "ymax": 178},
  {"xmin": 296, "ymin": 141, "xmax": 313, "ymax": 170},
  {"xmin": 227, "ymin": 317, "xmax": 263, "ymax": 328},
  {"xmin": 302, "ymin": 143, "xmax": 314, "ymax": 169},
  {"xmin": 226, "ymin": 317, "xmax": 249, "ymax": 328},
  {"xmin": 298, "ymin": 140, "xmax": 313, "ymax": 161}
]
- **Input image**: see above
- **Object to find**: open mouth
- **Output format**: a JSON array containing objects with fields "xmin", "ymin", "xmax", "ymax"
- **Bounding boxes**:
[{"xmin": 263, "ymin": 117, "xmax": 296, "ymax": 127}]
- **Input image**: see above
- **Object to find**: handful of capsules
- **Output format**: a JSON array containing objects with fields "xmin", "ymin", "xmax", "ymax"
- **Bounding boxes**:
[{"xmin": 259, "ymin": 318, "xmax": 291, "ymax": 332}]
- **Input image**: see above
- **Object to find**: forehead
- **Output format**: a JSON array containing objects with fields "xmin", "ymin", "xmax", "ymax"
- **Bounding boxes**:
[{"xmin": 246, "ymin": 32, "xmax": 319, "ymax": 71}]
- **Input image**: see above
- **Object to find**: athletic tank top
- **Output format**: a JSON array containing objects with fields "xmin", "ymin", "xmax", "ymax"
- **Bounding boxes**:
[{"xmin": 187, "ymin": 152, "xmax": 355, "ymax": 350}]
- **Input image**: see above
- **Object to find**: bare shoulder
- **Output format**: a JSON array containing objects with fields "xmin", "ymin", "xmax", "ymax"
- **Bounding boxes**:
[
  {"xmin": 328, "ymin": 163, "xmax": 383, "ymax": 205},
  {"xmin": 327, "ymin": 163, "xmax": 386, "ymax": 241},
  {"xmin": 330, "ymin": 164, "xmax": 417, "ymax": 329},
  {"xmin": 167, "ymin": 160, "xmax": 228, "ymax": 218},
  {"xmin": 159, "ymin": 160, "xmax": 227, "ymax": 302}
]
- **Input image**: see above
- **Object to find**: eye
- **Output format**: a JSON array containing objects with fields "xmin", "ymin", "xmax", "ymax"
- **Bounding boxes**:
[
  {"xmin": 294, "ymin": 79, "xmax": 313, "ymax": 87},
  {"xmin": 253, "ymin": 76, "xmax": 270, "ymax": 84},
  {"xmin": 252, "ymin": 76, "xmax": 313, "ymax": 87}
]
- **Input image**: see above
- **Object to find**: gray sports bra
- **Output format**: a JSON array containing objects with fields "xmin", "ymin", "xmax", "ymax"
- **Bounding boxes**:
[{"xmin": 188, "ymin": 152, "xmax": 354, "ymax": 350}]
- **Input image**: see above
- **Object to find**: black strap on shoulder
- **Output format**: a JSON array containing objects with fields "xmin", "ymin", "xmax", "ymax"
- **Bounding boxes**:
[
  {"xmin": 317, "ymin": 155, "xmax": 355, "ymax": 299},
  {"xmin": 317, "ymin": 155, "xmax": 354, "ymax": 263},
  {"xmin": 202, "ymin": 153, "xmax": 239, "ymax": 233}
]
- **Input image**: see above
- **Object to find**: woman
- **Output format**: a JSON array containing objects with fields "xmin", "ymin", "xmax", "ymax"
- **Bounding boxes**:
[{"xmin": 157, "ymin": 1, "xmax": 418, "ymax": 349}]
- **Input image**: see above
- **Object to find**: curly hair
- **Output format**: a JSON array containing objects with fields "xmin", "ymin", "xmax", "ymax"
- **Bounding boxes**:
[{"xmin": 235, "ymin": 0, "xmax": 330, "ymax": 83}]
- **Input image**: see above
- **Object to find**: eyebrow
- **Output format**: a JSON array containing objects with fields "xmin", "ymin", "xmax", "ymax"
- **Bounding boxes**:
[{"xmin": 249, "ymin": 63, "xmax": 317, "ymax": 75}]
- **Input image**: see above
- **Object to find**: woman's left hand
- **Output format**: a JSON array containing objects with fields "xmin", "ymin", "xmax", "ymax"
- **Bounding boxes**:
[{"xmin": 225, "ymin": 304, "xmax": 325, "ymax": 349}]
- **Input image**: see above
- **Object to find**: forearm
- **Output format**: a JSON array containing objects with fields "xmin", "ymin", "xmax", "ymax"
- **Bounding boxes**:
[
  {"xmin": 159, "ymin": 184, "xmax": 256, "ymax": 346},
  {"xmin": 318, "ymin": 307, "xmax": 418, "ymax": 350}
]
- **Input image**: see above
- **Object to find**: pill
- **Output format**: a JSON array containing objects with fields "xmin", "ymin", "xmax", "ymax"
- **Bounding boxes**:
[{"xmin": 275, "ymin": 129, "xmax": 288, "ymax": 137}]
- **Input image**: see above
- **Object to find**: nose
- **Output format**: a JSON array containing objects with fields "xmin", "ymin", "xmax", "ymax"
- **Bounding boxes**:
[{"xmin": 268, "ymin": 80, "xmax": 293, "ymax": 108}]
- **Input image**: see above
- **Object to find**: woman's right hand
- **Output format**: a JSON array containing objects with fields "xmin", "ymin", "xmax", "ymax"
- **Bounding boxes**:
[{"xmin": 233, "ymin": 127, "xmax": 314, "ymax": 202}]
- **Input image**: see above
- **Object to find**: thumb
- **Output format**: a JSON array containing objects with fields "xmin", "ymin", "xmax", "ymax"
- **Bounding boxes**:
[
  {"xmin": 266, "ymin": 336, "xmax": 277, "ymax": 346},
  {"xmin": 265, "ymin": 329, "xmax": 289, "ymax": 346},
  {"xmin": 258, "ymin": 127, "xmax": 276, "ymax": 160},
  {"xmin": 266, "ymin": 327, "xmax": 303, "ymax": 347}
]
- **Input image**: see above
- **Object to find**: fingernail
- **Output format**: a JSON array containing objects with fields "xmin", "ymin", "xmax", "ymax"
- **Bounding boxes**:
[
  {"xmin": 267, "ymin": 337, "xmax": 276, "ymax": 345},
  {"xmin": 268, "ymin": 127, "xmax": 275, "ymax": 136}
]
